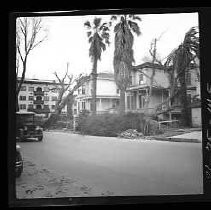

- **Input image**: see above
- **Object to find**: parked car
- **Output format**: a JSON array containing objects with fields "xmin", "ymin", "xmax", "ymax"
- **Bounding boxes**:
[
  {"xmin": 16, "ymin": 111, "xmax": 43, "ymax": 141},
  {"xmin": 16, "ymin": 144, "xmax": 23, "ymax": 177}
]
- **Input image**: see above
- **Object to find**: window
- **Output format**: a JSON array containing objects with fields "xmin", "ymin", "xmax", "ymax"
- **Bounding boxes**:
[
  {"xmin": 78, "ymin": 88, "xmax": 81, "ymax": 95},
  {"xmin": 28, "ymin": 96, "xmax": 34, "ymax": 101},
  {"xmin": 28, "ymin": 87, "xmax": 34, "ymax": 91},
  {"xmin": 20, "ymin": 86, "xmax": 26, "ymax": 91},
  {"xmin": 36, "ymin": 96, "xmax": 42, "ymax": 101},
  {"xmin": 28, "ymin": 104, "xmax": 33, "ymax": 109},
  {"xmin": 51, "ymin": 105, "xmax": 55, "ymax": 109},
  {"xmin": 74, "ymin": 109, "xmax": 77, "ymax": 115},
  {"xmin": 112, "ymin": 100, "xmax": 116, "ymax": 108},
  {"xmin": 36, "ymin": 105, "xmax": 42, "ymax": 109},
  {"xmin": 139, "ymin": 74, "xmax": 144, "ymax": 85},
  {"xmin": 78, "ymin": 102, "xmax": 80, "ymax": 111},
  {"xmin": 44, "ymin": 87, "xmax": 49, "ymax": 92},
  {"xmin": 19, "ymin": 96, "xmax": 26, "ymax": 101},
  {"xmin": 186, "ymin": 72, "xmax": 191, "ymax": 85},
  {"xmin": 44, "ymin": 105, "xmax": 49, "ymax": 109},
  {"xmin": 82, "ymin": 86, "xmax": 85, "ymax": 95},
  {"xmin": 82, "ymin": 101, "xmax": 86, "ymax": 110},
  {"xmin": 127, "ymin": 94, "xmax": 136, "ymax": 110},
  {"xmin": 19, "ymin": 104, "xmax": 26, "ymax": 109},
  {"xmin": 187, "ymin": 94, "xmax": 192, "ymax": 103},
  {"xmin": 36, "ymin": 87, "xmax": 42, "ymax": 92},
  {"xmin": 51, "ymin": 96, "xmax": 57, "ymax": 101},
  {"xmin": 44, "ymin": 96, "xmax": 49, "ymax": 101},
  {"xmin": 127, "ymin": 95, "xmax": 131, "ymax": 109},
  {"xmin": 129, "ymin": 75, "xmax": 132, "ymax": 85},
  {"xmin": 139, "ymin": 95, "xmax": 145, "ymax": 108}
]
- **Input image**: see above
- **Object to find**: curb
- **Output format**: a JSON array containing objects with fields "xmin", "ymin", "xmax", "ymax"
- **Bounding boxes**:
[{"xmin": 152, "ymin": 136, "xmax": 201, "ymax": 143}]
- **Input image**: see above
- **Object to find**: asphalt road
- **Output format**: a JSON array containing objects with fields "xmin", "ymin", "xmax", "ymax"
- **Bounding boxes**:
[{"xmin": 18, "ymin": 131, "xmax": 203, "ymax": 196}]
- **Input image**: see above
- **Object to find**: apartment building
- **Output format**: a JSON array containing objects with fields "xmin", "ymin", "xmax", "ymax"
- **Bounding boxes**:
[
  {"xmin": 73, "ymin": 72, "xmax": 120, "ymax": 115},
  {"xmin": 17, "ymin": 78, "xmax": 67, "ymax": 117}
]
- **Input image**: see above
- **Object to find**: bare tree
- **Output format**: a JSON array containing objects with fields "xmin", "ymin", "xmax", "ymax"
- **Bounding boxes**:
[
  {"xmin": 133, "ymin": 34, "xmax": 165, "ymax": 135},
  {"xmin": 51, "ymin": 63, "xmax": 74, "ymax": 115},
  {"xmin": 16, "ymin": 17, "xmax": 47, "ymax": 111},
  {"xmin": 44, "ymin": 73, "xmax": 90, "ymax": 128}
]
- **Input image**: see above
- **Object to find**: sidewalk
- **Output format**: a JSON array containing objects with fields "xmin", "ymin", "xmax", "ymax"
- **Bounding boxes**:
[
  {"xmin": 44, "ymin": 128, "xmax": 202, "ymax": 143},
  {"xmin": 152, "ymin": 131, "xmax": 202, "ymax": 143}
]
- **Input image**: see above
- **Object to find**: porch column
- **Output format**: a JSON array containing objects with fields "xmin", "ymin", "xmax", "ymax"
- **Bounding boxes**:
[
  {"xmin": 125, "ymin": 92, "xmax": 128, "ymax": 112},
  {"xmin": 168, "ymin": 90, "xmax": 172, "ymax": 120},
  {"xmin": 99, "ymin": 98, "xmax": 102, "ymax": 112},
  {"xmin": 136, "ymin": 91, "xmax": 139, "ymax": 109}
]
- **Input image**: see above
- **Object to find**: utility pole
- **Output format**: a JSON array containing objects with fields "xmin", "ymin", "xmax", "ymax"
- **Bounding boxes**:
[{"xmin": 67, "ymin": 62, "xmax": 69, "ymax": 72}]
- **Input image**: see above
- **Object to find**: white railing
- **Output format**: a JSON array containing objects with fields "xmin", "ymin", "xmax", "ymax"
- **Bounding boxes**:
[{"xmin": 158, "ymin": 120, "xmax": 179, "ymax": 129}]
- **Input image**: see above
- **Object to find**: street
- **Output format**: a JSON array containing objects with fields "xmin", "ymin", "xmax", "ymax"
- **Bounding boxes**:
[{"xmin": 16, "ymin": 131, "xmax": 203, "ymax": 197}]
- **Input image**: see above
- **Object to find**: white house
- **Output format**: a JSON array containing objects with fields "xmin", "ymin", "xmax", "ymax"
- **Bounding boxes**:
[{"xmin": 73, "ymin": 72, "xmax": 120, "ymax": 115}]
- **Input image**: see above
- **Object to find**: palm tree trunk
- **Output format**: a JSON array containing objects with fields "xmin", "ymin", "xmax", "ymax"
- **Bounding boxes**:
[
  {"xmin": 91, "ymin": 59, "xmax": 98, "ymax": 115},
  {"xmin": 179, "ymin": 70, "xmax": 191, "ymax": 127},
  {"xmin": 119, "ymin": 89, "xmax": 125, "ymax": 114}
]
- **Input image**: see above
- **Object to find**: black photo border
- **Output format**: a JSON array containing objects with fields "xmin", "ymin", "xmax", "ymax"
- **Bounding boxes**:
[{"xmin": 8, "ymin": 7, "xmax": 211, "ymax": 208}]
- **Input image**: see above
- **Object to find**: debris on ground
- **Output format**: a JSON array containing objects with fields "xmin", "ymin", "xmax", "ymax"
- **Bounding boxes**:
[
  {"xmin": 16, "ymin": 157, "xmax": 114, "ymax": 198},
  {"xmin": 118, "ymin": 129, "xmax": 144, "ymax": 139}
]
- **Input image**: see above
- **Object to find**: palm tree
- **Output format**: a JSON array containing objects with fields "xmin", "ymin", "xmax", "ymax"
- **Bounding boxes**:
[
  {"xmin": 84, "ymin": 17, "xmax": 110, "ymax": 114},
  {"xmin": 111, "ymin": 14, "xmax": 141, "ymax": 113},
  {"xmin": 165, "ymin": 26, "xmax": 199, "ymax": 127}
]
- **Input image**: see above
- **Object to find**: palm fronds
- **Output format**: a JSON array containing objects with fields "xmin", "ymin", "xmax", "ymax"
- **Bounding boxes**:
[
  {"xmin": 164, "ymin": 26, "xmax": 199, "ymax": 126},
  {"xmin": 112, "ymin": 14, "xmax": 141, "ymax": 94},
  {"xmin": 84, "ymin": 18, "xmax": 110, "ymax": 61}
]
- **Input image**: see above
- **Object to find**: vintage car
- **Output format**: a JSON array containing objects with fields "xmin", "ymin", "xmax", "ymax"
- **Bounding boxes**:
[
  {"xmin": 16, "ymin": 111, "xmax": 43, "ymax": 141},
  {"xmin": 16, "ymin": 144, "xmax": 23, "ymax": 177}
]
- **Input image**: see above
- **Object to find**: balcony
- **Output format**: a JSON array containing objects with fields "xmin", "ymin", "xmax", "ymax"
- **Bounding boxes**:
[
  {"xmin": 34, "ymin": 91, "xmax": 44, "ymax": 96},
  {"xmin": 27, "ymin": 107, "xmax": 50, "ymax": 114},
  {"xmin": 34, "ymin": 100, "xmax": 44, "ymax": 105}
]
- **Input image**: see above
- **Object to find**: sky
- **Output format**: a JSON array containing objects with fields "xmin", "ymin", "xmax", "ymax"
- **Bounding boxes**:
[{"xmin": 18, "ymin": 12, "xmax": 199, "ymax": 81}]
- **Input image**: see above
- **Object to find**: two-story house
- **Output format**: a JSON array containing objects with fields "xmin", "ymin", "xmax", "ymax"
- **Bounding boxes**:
[
  {"xmin": 126, "ymin": 62, "xmax": 170, "ymax": 118},
  {"xmin": 126, "ymin": 61, "xmax": 201, "ymax": 125},
  {"xmin": 73, "ymin": 72, "xmax": 120, "ymax": 115}
]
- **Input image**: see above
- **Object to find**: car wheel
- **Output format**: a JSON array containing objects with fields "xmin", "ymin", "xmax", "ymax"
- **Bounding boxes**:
[
  {"xmin": 16, "ymin": 166, "xmax": 23, "ymax": 178},
  {"xmin": 16, "ymin": 152, "xmax": 23, "ymax": 178},
  {"xmin": 38, "ymin": 136, "xmax": 43, "ymax": 141}
]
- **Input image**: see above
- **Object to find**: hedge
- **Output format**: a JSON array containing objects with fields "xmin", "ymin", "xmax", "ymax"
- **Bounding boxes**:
[{"xmin": 75, "ymin": 112, "xmax": 161, "ymax": 137}]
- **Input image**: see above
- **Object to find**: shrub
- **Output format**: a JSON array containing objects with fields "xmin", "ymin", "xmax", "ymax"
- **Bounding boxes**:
[{"xmin": 76, "ymin": 112, "xmax": 146, "ymax": 137}]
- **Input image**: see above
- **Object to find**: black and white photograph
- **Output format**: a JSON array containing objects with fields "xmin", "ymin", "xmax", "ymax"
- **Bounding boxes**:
[{"xmin": 9, "ymin": 8, "xmax": 210, "ymax": 206}]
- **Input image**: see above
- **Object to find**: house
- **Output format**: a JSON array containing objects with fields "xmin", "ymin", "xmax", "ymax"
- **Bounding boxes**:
[
  {"xmin": 187, "ymin": 59, "xmax": 201, "ymax": 127},
  {"xmin": 73, "ymin": 72, "xmax": 120, "ymax": 115},
  {"xmin": 126, "ymin": 61, "xmax": 201, "ymax": 125},
  {"xmin": 17, "ymin": 77, "xmax": 67, "ymax": 118},
  {"xmin": 126, "ymin": 62, "xmax": 170, "ymax": 119}
]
